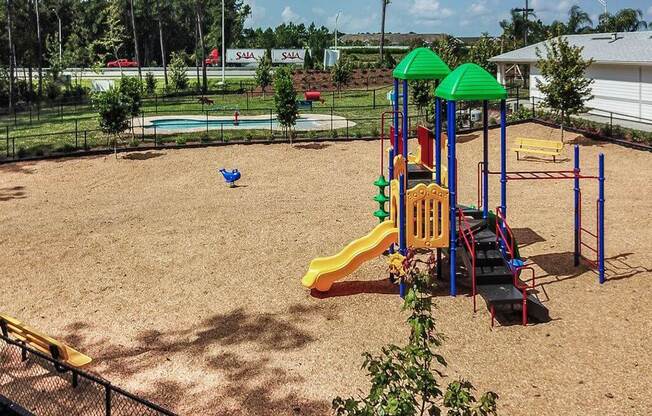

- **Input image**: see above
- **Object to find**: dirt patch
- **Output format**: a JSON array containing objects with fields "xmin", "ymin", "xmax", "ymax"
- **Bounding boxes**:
[{"xmin": 0, "ymin": 124, "xmax": 650, "ymax": 415}]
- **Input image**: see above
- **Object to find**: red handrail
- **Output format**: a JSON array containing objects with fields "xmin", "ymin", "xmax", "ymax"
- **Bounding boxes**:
[
  {"xmin": 457, "ymin": 209, "xmax": 478, "ymax": 312},
  {"xmin": 495, "ymin": 207, "xmax": 515, "ymax": 261}
]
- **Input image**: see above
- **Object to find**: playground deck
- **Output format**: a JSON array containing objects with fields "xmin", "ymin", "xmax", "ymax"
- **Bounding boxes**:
[{"xmin": 0, "ymin": 122, "xmax": 650, "ymax": 415}]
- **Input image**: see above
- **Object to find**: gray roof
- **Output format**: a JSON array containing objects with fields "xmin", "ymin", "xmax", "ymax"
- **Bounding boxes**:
[{"xmin": 490, "ymin": 32, "xmax": 652, "ymax": 66}]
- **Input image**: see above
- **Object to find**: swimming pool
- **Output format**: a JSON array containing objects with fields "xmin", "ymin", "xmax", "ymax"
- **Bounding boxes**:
[{"xmin": 147, "ymin": 117, "xmax": 322, "ymax": 131}]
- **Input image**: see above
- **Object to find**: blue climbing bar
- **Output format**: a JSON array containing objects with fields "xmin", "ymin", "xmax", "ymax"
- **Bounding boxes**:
[
  {"xmin": 402, "ymin": 79, "xmax": 409, "ymax": 158},
  {"xmin": 399, "ymin": 172, "xmax": 407, "ymax": 297}
]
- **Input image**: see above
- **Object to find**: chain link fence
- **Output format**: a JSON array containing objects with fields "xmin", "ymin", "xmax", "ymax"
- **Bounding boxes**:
[{"xmin": 0, "ymin": 334, "xmax": 176, "ymax": 416}]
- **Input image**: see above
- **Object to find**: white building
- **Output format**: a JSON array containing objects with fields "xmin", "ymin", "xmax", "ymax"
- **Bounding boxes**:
[{"xmin": 490, "ymin": 32, "xmax": 652, "ymax": 122}]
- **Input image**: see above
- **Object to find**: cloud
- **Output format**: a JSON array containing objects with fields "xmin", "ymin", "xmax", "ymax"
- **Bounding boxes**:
[
  {"xmin": 243, "ymin": 0, "xmax": 265, "ymax": 27},
  {"xmin": 326, "ymin": 11, "xmax": 379, "ymax": 33},
  {"xmin": 281, "ymin": 6, "xmax": 301, "ymax": 23},
  {"xmin": 408, "ymin": 0, "xmax": 454, "ymax": 20},
  {"xmin": 470, "ymin": 1, "xmax": 490, "ymax": 16}
]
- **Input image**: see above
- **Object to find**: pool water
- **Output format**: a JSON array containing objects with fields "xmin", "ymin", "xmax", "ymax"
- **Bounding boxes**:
[{"xmin": 148, "ymin": 117, "xmax": 322, "ymax": 131}]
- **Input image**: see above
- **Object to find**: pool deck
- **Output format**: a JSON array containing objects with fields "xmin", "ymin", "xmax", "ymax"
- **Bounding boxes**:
[{"xmin": 133, "ymin": 114, "xmax": 356, "ymax": 135}]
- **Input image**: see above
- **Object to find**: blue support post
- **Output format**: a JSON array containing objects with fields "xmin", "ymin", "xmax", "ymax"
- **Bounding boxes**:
[
  {"xmin": 574, "ymin": 145, "xmax": 581, "ymax": 267},
  {"xmin": 402, "ymin": 79, "xmax": 409, "ymax": 158},
  {"xmin": 399, "ymin": 173, "xmax": 407, "ymax": 297},
  {"xmin": 435, "ymin": 96, "xmax": 442, "ymax": 280},
  {"xmin": 391, "ymin": 78, "xmax": 399, "ymax": 176},
  {"xmin": 447, "ymin": 100, "xmax": 457, "ymax": 296},
  {"xmin": 598, "ymin": 153, "xmax": 605, "ymax": 284},
  {"xmin": 500, "ymin": 99, "xmax": 507, "ymax": 217},
  {"xmin": 435, "ymin": 98, "xmax": 442, "ymax": 185},
  {"xmin": 482, "ymin": 100, "xmax": 489, "ymax": 219}
]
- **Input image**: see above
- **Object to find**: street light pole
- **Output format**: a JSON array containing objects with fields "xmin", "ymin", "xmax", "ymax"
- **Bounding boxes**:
[
  {"xmin": 53, "ymin": 8, "xmax": 62, "ymax": 64},
  {"xmin": 221, "ymin": 0, "xmax": 225, "ymax": 85},
  {"xmin": 335, "ymin": 10, "xmax": 342, "ymax": 49},
  {"xmin": 596, "ymin": 0, "xmax": 607, "ymax": 14}
]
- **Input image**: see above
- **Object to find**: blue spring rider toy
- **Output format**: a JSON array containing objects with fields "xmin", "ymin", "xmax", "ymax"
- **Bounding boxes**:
[{"xmin": 219, "ymin": 168, "xmax": 241, "ymax": 188}]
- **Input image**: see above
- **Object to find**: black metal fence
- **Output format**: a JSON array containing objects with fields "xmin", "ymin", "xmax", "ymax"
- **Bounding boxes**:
[{"xmin": 0, "ymin": 334, "xmax": 176, "ymax": 416}]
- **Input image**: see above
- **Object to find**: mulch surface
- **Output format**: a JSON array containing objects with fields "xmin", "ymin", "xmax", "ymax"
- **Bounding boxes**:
[{"xmin": 0, "ymin": 123, "xmax": 650, "ymax": 415}]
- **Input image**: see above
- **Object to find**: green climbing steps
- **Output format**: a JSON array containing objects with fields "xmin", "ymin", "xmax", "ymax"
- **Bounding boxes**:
[{"xmin": 373, "ymin": 175, "xmax": 390, "ymax": 222}]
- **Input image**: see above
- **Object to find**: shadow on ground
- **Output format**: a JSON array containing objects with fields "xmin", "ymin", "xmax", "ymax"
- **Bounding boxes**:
[
  {"xmin": 0, "ymin": 186, "xmax": 26, "ymax": 202},
  {"xmin": 122, "ymin": 152, "xmax": 166, "ymax": 161},
  {"xmin": 58, "ymin": 304, "xmax": 333, "ymax": 415},
  {"xmin": 293, "ymin": 143, "xmax": 331, "ymax": 150}
]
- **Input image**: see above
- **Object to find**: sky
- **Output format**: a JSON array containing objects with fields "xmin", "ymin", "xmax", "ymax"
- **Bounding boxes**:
[{"xmin": 243, "ymin": 0, "xmax": 652, "ymax": 36}]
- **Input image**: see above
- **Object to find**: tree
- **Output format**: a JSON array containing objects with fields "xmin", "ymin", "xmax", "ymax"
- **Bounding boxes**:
[
  {"xmin": 432, "ymin": 35, "xmax": 464, "ymax": 69},
  {"xmin": 93, "ymin": 87, "xmax": 130, "ymax": 157},
  {"xmin": 129, "ymin": 0, "xmax": 142, "ymax": 81},
  {"xmin": 6, "ymin": 0, "xmax": 15, "ymax": 112},
  {"xmin": 331, "ymin": 58, "xmax": 353, "ymax": 96},
  {"xmin": 273, "ymin": 66, "xmax": 298, "ymax": 140},
  {"xmin": 145, "ymin": 71, "xmax": 157, "ymax": 95},
  {"xmin": 255, "ymin": 56, "xmax": 272, "ymax": 97},
  {"xmin": 566, "ymin": 5, "xmax": 593, "ymax": 34},
  {"xmin": 168, "ymin": 51, "xmax": 189, "ymax": 92},
  {"xmin": 100, "ymin": 0, "xmax": 127, "ymax": 76},
  {"xmin": 118, "ymin": 76, "xmax": 142, "ymax": 118},
  {"xmin": 195, "ymin": 0, "xmax": 207, "ymax": 93},
  {"xmin": 155, "ymin": 0, "xmax": 167, "ymax": 88},
  {"xmin": 34, "ymin": 0, "xmax": 43, "ymax": 98},
  {"xmin": 410, "ymin": 80, "xmax": 432, "ymax": 122},
  {"xmin": 333, "ymin": 256, "xmax": 499, "ymax": 416},
  {"xmin": 379, "ymin": 0, "xmax": 390, "ymax": 63},
  {"xmin": 536, "ymin": 36, "xmax": 594, "ymax": 141},
  {"xmin": 597, "ymin": 8, "xmax": 648, "ymax": 32},
  {"xmin": 468, "ymin": 33, "xmax": 501, "ymax": 75}
]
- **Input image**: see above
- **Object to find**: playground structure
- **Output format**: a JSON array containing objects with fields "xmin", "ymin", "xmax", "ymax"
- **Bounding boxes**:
[{"xmin": 302, "ymin": 48, "xmax": 606, "ymax": 325}]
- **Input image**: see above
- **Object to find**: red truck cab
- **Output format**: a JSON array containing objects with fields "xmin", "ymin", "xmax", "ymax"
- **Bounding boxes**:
[
  {"xmin": 107, "ymin": 59, "xmax": 139, "ymax": 68},
  {"xmin": 205, "ymin": 49, "xmax": 220, "ymax": 66}
]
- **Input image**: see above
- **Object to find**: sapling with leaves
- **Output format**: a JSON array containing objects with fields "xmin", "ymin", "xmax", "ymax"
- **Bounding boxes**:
[
  {"xmin": 333, "ymin": 251, "xmax": 499, "ymax": 416},
  {"xmin": 93, "ymin": 87, "xmax": 131, "ymax": 159},
  {"xmin": 536, "ymin": 36, "xmax": 594, "ymax": 141}
]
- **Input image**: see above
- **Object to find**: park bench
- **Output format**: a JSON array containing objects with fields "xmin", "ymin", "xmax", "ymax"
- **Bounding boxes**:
[
  {"xmin": 512, "ymin": 137, "xmax": 564, "ymax": 162},
  {"xmin": 0, "ymin": 314, "xmax": 91, "ymax": 368}
]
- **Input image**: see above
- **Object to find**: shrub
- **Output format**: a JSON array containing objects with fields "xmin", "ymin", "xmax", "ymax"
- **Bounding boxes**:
[
  {"xmin": 245, "ymin": 132, "xmax": 254, "ymax": 142},
  {"xmin": 333, "ymin": 255, "xmax": 499, "ymax": 416},
  {"xmin": 16, "ymin": 147, "xmax": 27, "ymax": 159},
  {"xmin": 119, "ymin": 77, "xmax": 143, "ymax": 117},
  {"xmin": 200, "ymin": 134, "xmax": 212, "ymax": 143},
  {"xmin": 129, "ymin": 138, "xmax": 140, "ymax": 148},
  {"xmin": 489, "ymin": 117, "xmax": 498, "ymax": 125},
  {"xmin": 371, "ymin": 127, "xmax": 380, "ymax": 138},
  {"xmin": 93, "ymin": 87, "xmax": 130, "ymax": 141},
  {"xmin": 355, "ymin": 130, "xmax": 363, "ymax": 139},
  {"xmin": 175, "ymin": 136, "xmax": 187, "ymax": 146},
  {"xmin": 169, "ymin": 52, "xmax": 189, "ymax": 92},
  {"xmin": 145, "ymin": 72, "xmax": 157, "ymax": 96},
  {"xmin": 330, "ymin": 129, "xmax": 339, "ymax": 138}
]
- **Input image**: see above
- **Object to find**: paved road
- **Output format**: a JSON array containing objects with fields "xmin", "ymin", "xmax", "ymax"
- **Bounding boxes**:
[{"xmin": 14, "ymin": 67, "xmax": 256, "ymax": 79}]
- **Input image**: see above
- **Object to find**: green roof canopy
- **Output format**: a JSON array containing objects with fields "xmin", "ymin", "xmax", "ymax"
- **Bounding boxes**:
[
  {"xmin": 435, "ymin": 63, "xmax": 507, "ymax": 101},
  {"xmin": 392, "ymin": 48, "xmax": 451, "ymax": 80}
]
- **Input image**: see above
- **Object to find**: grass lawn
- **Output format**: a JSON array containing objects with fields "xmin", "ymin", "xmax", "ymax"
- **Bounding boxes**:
[{"xmin": 0, "ymin": 86, "xmax": 401, "ymax": 159}]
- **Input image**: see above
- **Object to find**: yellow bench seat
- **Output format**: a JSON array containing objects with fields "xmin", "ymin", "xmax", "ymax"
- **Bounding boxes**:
[
  {"xmin": 512, "ymin": 137, "xmax": 563, "ymax": 161},
  {"xmin": 0, "ymin": 314, "xmax": 92, "ymax": 368}
]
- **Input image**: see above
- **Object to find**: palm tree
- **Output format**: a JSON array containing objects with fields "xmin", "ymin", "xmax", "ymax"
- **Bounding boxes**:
[
  {"xmin": 129, "ymin": 0, "xmax": 142, "ymax": 80},
  {"xmin": 379, "ymin": 0, "xmax": 390, "ymax": 63},
  {"xmin": 597, "ymin": 9, "xmax": 648, "ymax": 32},
  {"xmin": 567, "ymin": 5, "xmax": 592, "ymax": 34}
]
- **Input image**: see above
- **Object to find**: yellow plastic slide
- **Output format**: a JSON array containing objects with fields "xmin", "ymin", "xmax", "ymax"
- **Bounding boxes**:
[{"xmin": 302, "ymin": 220, "xmax": 398, "ymax": 292}]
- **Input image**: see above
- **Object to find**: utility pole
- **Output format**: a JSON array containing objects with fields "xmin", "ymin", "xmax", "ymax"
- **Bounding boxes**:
[
  {"xmin": 514, "ymin": 0, "xmax": 534, "ymax": 46},
  {"xmin": 596, "ymin": 0, "xmax": 607, "ymax": 14},
  {"xmin": 220, "ymin": 0, "xmax": 225, "ymax": 85}
]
